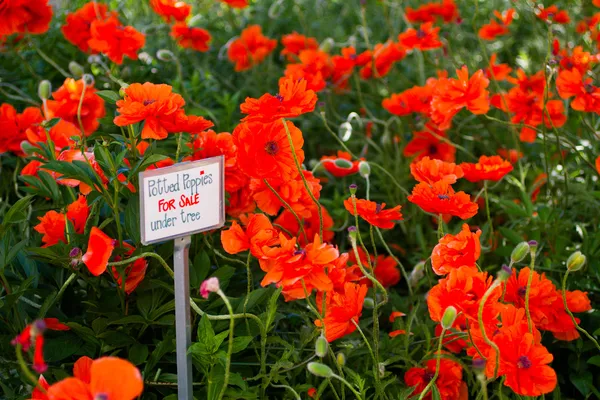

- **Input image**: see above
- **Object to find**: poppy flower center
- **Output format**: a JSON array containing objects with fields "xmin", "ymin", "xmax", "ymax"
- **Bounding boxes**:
[
  {"xmin": 94, "ymin": 394, "xmax": 109, "ymax": 400},
  {"xmin": 423, "ymin": 371, "xmax": 435, "ymax": 382},
  {"xmin": 416, "ymin": 29, "xmax": 427, "ymax": 39},
  {"xmin": 275, "ymin": 94, "xmax": 284, "ymax": 102},
  {"xmin": 264, "ymin": 141, "xmax": 279, "ymax": 155},
  {"xmin": 584, "ymin": 83, "xmax": 595, "ymax": 94},
  {"xmin": 143, "ymin": 99, "xmax": 156, "ymax": 106},
  {"xmin": 375, "ymin": 203, "xmax": 383, "ymax": 213},
  {"xmin": 437, "ymin": 194, "xmax": 450, "ymax": 200},
  {"xmin": 517, "ymin": 355, "xmax": 532, "ymax": 369},
  {"xmin": 429, "ymin": 145, "xmax": 438, "ymax": 154},
  {"xmin": 517, "ymin": 286, "xmax": 527, "ymax": 297}
]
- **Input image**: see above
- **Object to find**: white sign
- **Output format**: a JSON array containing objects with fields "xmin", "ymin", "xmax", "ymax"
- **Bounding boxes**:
[{"xmin": 139, "ymin": 156, "xmax": 225, "ymax": 245}]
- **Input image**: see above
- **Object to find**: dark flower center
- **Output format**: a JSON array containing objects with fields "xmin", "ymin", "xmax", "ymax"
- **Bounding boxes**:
[
  {"xmin": 517, "ymin": 355, "xmax": 532, "ymax": 369},
  {"xmin": 143, "ymin": 99, "xmax": 156, "ymax": 106},
  {"xmin": 264, "ymin": 141, "xmax": 279, "ymax": 155},
  {"xmin": 416, "ymin": 29, "xmax": 427, "ymax": 39},
  {"xmin": 585, "ymin": 83, "xmax": 595, "ymax": 94},
  {"xmin": 375, "ymin": 203, "xmax": 383, "ymax": 213},
  {"xmin": 94, "ymin": 394, "xmax": 109, "ymax": 400},
  {"xmin": 429, "ymin": 145, "xmax": 438, "ymax": 154},
  {"xmin": 423, "ymin": 371, "xmax": 435, "ymax": 382},
  {"xmin": 517, "ymin": 286, "xmax": 527, "ymax": 297},
  {"xmin": 275, "ymin": 94, "xmax": 284, "ymax": 102},
  {"xmin": 437, "ymin": 194, "xmax": 450, "ymax": 200}
]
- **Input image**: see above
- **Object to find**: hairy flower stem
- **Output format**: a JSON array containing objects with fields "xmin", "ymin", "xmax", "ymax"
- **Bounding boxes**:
[
  {"xmin": 331, "ymin": 373, "xmax": 364, "ymax": 399},
  {"xmin": 216, "ymin": 289, "xmax": 235, "ymax": 400},
  {"xmin": 477, "ymin": 280, "xmax": 502, "ymax": 379},
  {"xmin": 417, "ymin": 328, "xmax": 446, "ymax": 400},
  {"xmin": 561, "ymin": 272, "xmax": 600, "ymax": 352},
  {"xmin": 483, "ymin": 181, "xmax": 494, "ymax": 245},
  {"xmin": 15, "ymin": 344, "xmax": 44, "ymax": 391},
  {"xmin": 263, "ymin": 178, "xmax": 308, "ymax": 242},
  {"xmin": 524, "ymin": 248, "xmax": 537, "ymax": 333},
  {"xmin": 375, "ymin": 227, "xmax": 412, "ymax": 297},
  {"xmin": 281, "ymin": 118, "xmax": 323, "ymax": 238}
]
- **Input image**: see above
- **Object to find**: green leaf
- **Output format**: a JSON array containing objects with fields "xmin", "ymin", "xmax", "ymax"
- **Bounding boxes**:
[
  {"xmin": 210, "ymin": 266, "xmax": 235, "ymax": 291},
  {"xmin": 98, "ymin": 331, "xmax": 136, "ymax": 347},
  {"xmin": 108, "ymin": 315, "xmax": 147, "ymax": 325},
  {"xmin": 266, "ymin": 287, "xmax": 282, "ymax": 332},
  {"xmin": 587, "ymin": 355, "xmax": 600, "ymax": 367},
  {"xmin": 96, "ymin": 90, "xmax": 120, "ymax": 104},
  {"xmin": 495, "ymin": 198, "xmax": 529, "ymax": 218},
  {"xmin": 227, "ymin": 336, "xmax": 253, "ymax": 354},
  {"xmin": 197, "ymin": 314, "xmax": 215, "ymax": 345},
  {"xmin": 191, "ymin": 251, "xmax": 211, "ymax": 288},
  {"xmin": 3, "ymin": 196, "xmax": 33, "ymax": 225},
  {"xmin": 129, "ymin": 343, "xmax": 149, "ymax": 365},
  {"xmin": 207, "ymin": 365, "xmax": 225, "ymax": 400}
]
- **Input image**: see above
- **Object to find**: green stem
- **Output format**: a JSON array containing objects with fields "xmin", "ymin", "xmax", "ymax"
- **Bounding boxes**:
[
  {"xmin": 417, "ymin": 328, "xmax": 446, "ymax": 400},
  {"xmin": 477, "ymin": 280, "xmax": 502, "ymax": 379},
  {"xmin": 262, "ymin": 178, "xmax": 308, "ymax": 242},
  {"xmin": 561, "ymin": 272, "xmax": 600, "ymax": 352},
  {"xmin": 351, "ymin": 319, "xmax": 377, "ymax": 365},
  {"xmin": 331, "ymin": 373, "xmax": 364, "ymax": 400},
  {"xmin": 38, "ymin": 273, "xmax": 77, "ymax": 319},
  {"xmin": 175, "ymin": 133, "xmax": 184, "ymax": 162},
  {"xmin": 216, "ymin": 289, "xmax": 235, "ymax": 400},
  {"xmin": 524, "ymin": 249, "xmax": 537, "ymax": 333},
  {"xmin": 15, "ymin": 344, "xmax": 43, "ymax": 390},
  {"xmin": 375, "ymin": 227, "xmax": 412, "ymax": 296},
  {"xmin": 32, "ymin": 44, "xmax": 70, "ymax": 78}
]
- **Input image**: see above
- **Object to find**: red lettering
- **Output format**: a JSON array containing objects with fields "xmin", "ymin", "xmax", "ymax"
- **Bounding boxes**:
[
  {"xmin": 179, "ymin": 193, "xmax": 200, "ymax": 208},
  {"xmin": 158, "ymin": 198, "xmax": 176, "ymax": 212}
]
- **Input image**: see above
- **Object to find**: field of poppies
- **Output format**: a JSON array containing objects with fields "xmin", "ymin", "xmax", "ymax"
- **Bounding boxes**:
[{"xmin": 2, "ymin": 0, "xmax": 600, "ymax": 399}]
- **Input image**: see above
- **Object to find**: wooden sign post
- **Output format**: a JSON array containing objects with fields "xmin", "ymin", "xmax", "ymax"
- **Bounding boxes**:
[{"xmin": 140, "ymin": 156, "xmax": 225, "ymax": 399}]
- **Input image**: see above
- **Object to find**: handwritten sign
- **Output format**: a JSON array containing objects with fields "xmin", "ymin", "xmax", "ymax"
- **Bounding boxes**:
[{"xmin": 139, "ymin": 156, "xmax": 225, "ymax": 245}]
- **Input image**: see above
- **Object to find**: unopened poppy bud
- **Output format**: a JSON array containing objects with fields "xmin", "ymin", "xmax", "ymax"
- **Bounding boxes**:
[
  {"xmin": 315, "ymin": 335, "xmax": 328, "ymax": 358},
  {"xmin": 409, "ymin": 261, "xmax": 426, "ymax": 288},
  {"xmin": 38, "ymin": 80, "xmax": 51, "ymax": 101},
  {"xmin": 347, "ymin": 226, "xmax": 358, "ymax": 241},
  {"xmin": 510, "ymin": 241, "xmax": 530, "ymax": 263},
  {"xmin": 82, "ymin": 74, "xmax": 95, "ymax": 87},
  {"xmin": 68, "ymin": 61, "xmax": 84, "ymax": 78},
  {"xmin": 334, "ymin": 158, "xmax": 353, "ymax": 169},
  {"xmin": 349, "ymin": 183, "xmax": 358, "ymax": 195},
  {"xmin": 307, "ymin": 362, "xmax": 334, "ymax": 378},
  {"xmin": 319, "ymin": 38, "xmax": 335, "ymax": 53},
  {"xmin": 200, "ymin": 277, "xmax": 220, "ymax": 299},
  {"xmin": 358, "ymin": 161, "xmax": 371, "ymax": 178},
  {"xmin": 497, "ymin": 264, "xmax": 512, "ymax": 282},
  {"xmin": 157, "ymin": 49, "xmax": 175, "ymax": 62},
  {"xmin": 378, "ymin": 363, "xmax": 385, "ymax": 377},
  {"xmin": 441, "ymin": 306, "xmax": 457, "ymax": 330},
  {"xmin": 567, "ymin": 251, "xmax": 586, "ymax": 272},
  {"xmin": 363, "ymin": 297, "xmax": 375, "ymax": 309},
  {"xmin": 336, "ymin": 352, "xmax": 346, "ymax": 366}
]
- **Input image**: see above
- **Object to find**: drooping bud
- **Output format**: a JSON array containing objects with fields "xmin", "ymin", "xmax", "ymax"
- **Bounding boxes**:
[
  {"xmin": 336, "ymin": 352, "xmax": 346, "ymax": 366},
  {"xmin": 510, "ymin": 242, "xmax": 530, "ymax": 264},
  {"xmin": 200, "ymin": 277, "xmax": 220, "ymax": 299},
  {"xmin": 319, "ymin": 38, "xmax": 335, "ymax": 53},
  {"xmin": 156, "ymin": 49, "xmax": 175, "ymax": 62},
  {"xmin": 349, "ymin": 183, "xmax": 358, "ymax": 195},
  {"xmin": 566, "ymin": 251, "xmax": 586, "ymax": 272},
  {"xmin": 496, "ymin": 264, "xmax": 512, "ymax": 282},
  {"xmin": 315, "ymin": 335, "xmax": 328, "ymax": 358},
  {"xmin": 307, "ymin": 362, "xmax": 334, "ymax": 378},
  {"xmin": 358, "ymin": 161, "xmax": 371, "ymax": 179},
  {"xmin": 82, "ymin": 73, "xmax": 95, "ymax": 87},
  {"xmin": 68, "ymin": 61, "xmax": 84, "ymax": 78},
  {"xmin": 38, "ymin": 80, "xmax": 52, "ymax": 101},
  {"xmin": 441, "ymin": 306, "xmax": 457, "ymax": 330}
]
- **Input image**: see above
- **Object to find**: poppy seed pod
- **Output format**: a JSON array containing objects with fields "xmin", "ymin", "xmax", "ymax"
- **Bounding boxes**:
[
  {"xmin": 566, "ymin": 251, "xmax": 586, "ymax": 272},
  {"xmin": 358, "ymin": 161, "xmax": 371, "ymax": 178},
  {"xmin": 68, "ymin": 61, "xmax": 84, "ymax": 78},
  {"xmin": 156, "ymin": 49, "xmax": 175, "ymax": 62},
  {"xmin": 319, "ymin": 37, "xmax": 335, "ymax": 52},
  {"xmin": 82, "ymin": 73, "xmax": 95, "ymax": 87},
  {"xmin": 336, "ymin": 352, "xmax": 346, "ymax": 366},
  {"xmin": 510, "ymin": 241, "xmax": 530, "ymax": 263},
  {"xmin": 441, "ymin": 306, "xmax": 457, "ymax": 329},
  {"xmin": 315, "ymin": 335, "xmax": 328, "ymax": 358},
  {"xmin": 307, "ymin": 362, "xmax": 334, "ymax": 378},
  {"xmin": 38, "ymin": 80, "xmax": 52, "ymax": 101}
]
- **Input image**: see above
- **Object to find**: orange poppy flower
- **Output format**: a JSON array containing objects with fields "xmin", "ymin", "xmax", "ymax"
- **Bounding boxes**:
[
  {"xmin": 66, "ymin": 195, "xmax": 89, "ymax": 234},
  {"xmin": 46, "ymin": 357, "xmax": 143, "ymax": 400},
  {"xmin": 26, "ymin": 119, "xmax": 80, "ymax": 151},
  {"xmin": 0, "ymin": 103, "xmax": 44, "ymax": 155},
  {"xmin": 31, "ymin": 375, "xmax": 50, "ymax": 399},
  {"xmin": 348, "ymin": 247, "xmax": 401, "ymax": 288},
  {"xmin": 0, "ymin": 0, "xmax": 52, "ymax": 37},
  {"xmin": 281, "ymin": 32, "xmax": 319, "ymax": 61},
  {"xmin": 410, "ymin": 156, "xmax": 464, "ymax": 184},
  {"xmin": 460, "ymin": 155, "xmax": 513, "ymax": 182},
  {"xmin": 431, "ymin": 224, "xmax": 481, "ymax": 275},
  {"xmin": 233, "ymin": 119, "xmax": 304, "ymax": 181},
  {"xmin": 382, "ymin": 84, "xmax": 434, "ymax": 116},
  {"xmin": 220, "ymin": 0, "xmax": 249, "ymax": 8},
  {"xmin": 478, "ymin": 9, "xmax": 515, "ymax": 40},
  {"xmin": 34, "ymin": 211, "xmax": 66, "ymax": 247},
  {"xmin": 150, "ymin": 0, "xmax": 191, "ymax": 22},
  {"xmin": 331, "ymin": 47, "xmax": 357, "ymax": 89},
  {"xmin": 497, "ymin": 148, "xmax": 522, "ymax": 164},
  {"xmin": 45, "ymin": 78, "xmax": 106, "ymax": 136},
  {"xmin": 531, "ymin": 173, "xmax": 548, "ymax": 202},
  {"xmin": 111, "ymin": 243, "xmax": 147, "ymax": 294},
  {"xmin": 88, "ymin": 16, "xmax": 145, "ymax": 64},
  {"xmin": 274, "ymin": 205, "xmax": 334, "ymax": 246},
  {"xmin": 227, "ymin": 25, "xmax": 277, "ymax": 72},
  {"xmin": 355, "ymin": 41, "xmax": 406, "ymax": 79},
  {"xmin": 314, "ymin": 282, "xmax": 368, "ymax": 342},
  {"xmin": 221, "ymin": 213, "xmax": 278, "ymax": 256},
  {"xmin": 556, "ymin": 68, "xmax": 600, "ymax": 113},
  {"xmin": 430, "ymin": 66, "xmax": 490, "ymax": 130},
  {"xmin": 408, "ymin": 180, "xmax": 478, "ymax": 219},
  {"xmin": 343, "ymin": 198, "xmax": 403, "ymax": 229},
  {"xmin": 404, "ymin": 358, "xmax": 464, "ymax": 400},
  {"xmin": 284, "ymin": 48, "xmax": 334, "ymax": 92},
  {"xmin": 73, "ymin": 356, "xmax": 93, "ymax": 383},
  {"xmin": 170, "ymin": 22, "xmax": 211, "ymax": 52},
  {"xmin": 485, "ymin": 53, "xmax": 512, "ymax": 81},
  {"xmin": 82, "ymin": 227, "xmax": 115, "ymax": 276},
  {"xmin": 389, "ymin": 311, "xmax": 406, "ymax": 322},
  {"xmin": 404, "ymin": 124, "xmax": 456, "ymax": 162},
  {"xmin": 249, "ymin": 172, "xmax": 320, "ymax": 218},
  {"xmin": 556, "ymin": 44, "xmax": 595, "ymax": 74},
  {"xmin": 536, "ymin": 5, "xmax": 569, "ymax": 24},
  {"xmin": 406, "ymin": 0, "xmax": 459, "ymax": 24},
  {"xmin": 320, "ymin": 151, "xmax": 360, "ymax": 178},
  {"xmin": 398, "ymin": 22, "xmax": 443, "ymax": 51},
  {"xmin": 62, "ymin": 2, "xmax": 116, "ymax": 53},
  {"xmin": 240, "ymin": 77, "xmax": 317, "ymax": 123}
]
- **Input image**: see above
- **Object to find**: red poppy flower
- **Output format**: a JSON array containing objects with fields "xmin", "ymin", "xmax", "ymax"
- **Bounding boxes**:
[
  {"xmin": 556, "ymin": 68, "xmax": 600, "ymax": 113},
  {"xmin": 221, "ymin": 213, "xmax": 278, "ymax": 257},
  {"xmin": 331, "ymin": 47, "xmax": 358, "ymax": 89},
  {"xmin": 34, "ymin": 211, "xmax": 66, "ymax": 247},
  {"xmin": 355, "ymin": 41, "xmax": 406, "ymax": 79},
  {"xmin": 31, "ymin": 375, "xmax": 50, "ymax": 400},
  {"xmin": 389, "ymin": 311, "xmax": 406, "ymax": 322},
  {"xmin": 150, "ymin": 0, "xmax": 191, "ymax": 22},
  {"xmin": 431, "ymin": 224, "xmax": 481, "ymax": 275},
  {"xmin": 233, "ymin": 119, "xmax": 304, "ymax": 181},
  {"xmin": 343, "ymin": 197, "xmax": 403, "ymax": 229},
  {"xmin": 170, "ymin": 22, "xmax": 211, "ymax": 52},
  {"xmin": 46, "ymin": 357, "xmax": 143, "ymax": 400},
  {"xmin": 227, "ymin": 25, "xmax": 277, "ymax": 72},
  {"xmin": 281, "ymin": 32, "xmax": 319, "ymax": 61},
  {"xmin": 66, "ymin": 195, "xmax": 89, "ymax": 234},
  {"xmin": 408, "ymin": 180, "xmax": 478, "ymax": 219},
  {"xmin": 410, "ymin": 156, "xmax": 464, "ymax": 184},
  {"xmin": 82, "ymin": 227, "xmax": 115, "ymax": 276},
  {"xmin": 220, "ymin": 0, "xmax": 249, "ymax": 8},
  {"xmin": 430, "ymin": 66, "xmax": 490, "ymax": 130},
  {"xmin": 62, "ymin": 2, "xmax": 116, "ymax": 53},
  {"xmin": 460, "ymin": 155, "xmax": 513, "ymax": 182},
  {"xmin": 404, "ymin": 124, "xmax": 456, "ymax": 162},
  {"xmin": 382, "ymin": 84, "xmax": 434, "ymax": 116},
  {"xmin": 314, "ymin": 282, "xmax": 368, "ymax": 342},
  {"xmin": 478, "ymin": 9, "xmax": 515, "ymax": 40},
  {"xmin": 240, "ymin": 77, "xmax": 317, "ymax": 123},
  {"xmin": 348, "ymin": 247, "xmax": 401, "ymax": 288},
  {"xmin": 45, "ymin": 78, "xmax": 106, "ymax": 136},
  {"xmin": 111, "ymin": 243, "xmax": 147, "ymax": 294},
  {"xmin": 26, "ymin": 119, "xmax": 80, "ymax": 151},
  {"xmin": 284, "ymin": 48, "xmax": 334, "ymax": 92},
  {"xmin": 320, "ymin": 151, "xmax": 360, "ymax": 178},
  {"xmin": 556, "ymin": 45, "xmax": 595, "ymax": 74},
  {"xmin": 406, "ymin": 0, "xmax": 459, "ymax": 24},
  {"xmin": 404, "ymin": 358, "xmax": 464, "ymax": 400},
  {"xmin": 0, "ymin": 0, "xmax": 52, "ymax": 37},
  {"xmin": 274, "ymin": 205, "xmax": 334, "ymax": 246},
  {"xmin": 497, "ymin": 148, "xmax": 522, "ymax": 164},
  {"xmin": 398, "ymin": 22, "xmax": 443, "ymax": 51},
  {"xmin": 485, "ymin": 53, "xmax": 512, "ymax": 81},
  {"xmin": 536, "ymin": 5, "xmax": 570, "ymax": 24},
  {"xmin": 0, "ymin": 103, "xmax": 44, "ymax": 155},
  {"xmin": 88, "ymin": 16, "xmax": 145, "ymax": 64}
]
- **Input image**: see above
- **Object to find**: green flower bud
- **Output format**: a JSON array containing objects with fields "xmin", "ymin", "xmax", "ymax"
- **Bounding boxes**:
[
  {"xmin": 307, "ymin": 362, "xmax": 334, "ymax": 378},
  {"xmin": 441, "ymin": 306, "xmax": 457, "ymax": 330},
  {"xmin": 119, "ymin": 86, "xmax": 128, "ymax": 97},
  {"xmin": 336, "ymin": 352, "xmax": 346, "ymax": 367},
  {"xmin": 408, "ymin": 261, "xmax": 426, "ymax": 288},
  {"xmin": 363, "ymin": 297, "xmax": 375, "ymax": 309},
  {"xmin": 358, "ymin": 161, "xmax": 371, "ymax": 178},
  {"xmin": 156, "ymin": 49, "xmax": 175, "ymax": 62},
  {"xmin": 511, "ymin": 242, "xmax": 530, "ymax": 264},
  {"xmin": 68, "ymin": 61, "xmax": 84, "ymax": 78},
  {"xmin": 319, "ymin": 38, "xmax": 335, "ymax": 53},
  {"xmin": 38, "ymin": 80, "xmax": 52, "ymax": 101},
  {"xmin": 315, "ymin": 335, "xmax": 328, "ymax": 358},
  {"xmin": 82, "ymin": 73, "xmax": 95, "ymax": 87},
  {"xmin": 567, "ymin": 251, "xmax": 586, "ymax": 272},
  {"xmin": 378, "ymin": 363, "xmax": 385, "ymax": 378}
]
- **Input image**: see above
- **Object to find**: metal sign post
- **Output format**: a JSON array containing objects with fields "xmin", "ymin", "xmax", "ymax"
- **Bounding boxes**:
[{"xmin": 139, "ymin": 156, "xmax": 225, "ymax": 400}]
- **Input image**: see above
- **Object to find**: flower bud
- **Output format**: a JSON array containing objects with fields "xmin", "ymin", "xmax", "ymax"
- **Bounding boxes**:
[
  {"xmin": 358, "ymin": 161, "xmax": 371, "ymax": 178},
  {"xmin": 319, "ymin": 38, "xmax": 335, "ymax": 53},
  {"xmin": 68, "ymin": 61, "xmax": 84, "ymax": 78},
  {"xmin": 82, "ymin": 73, "xmax": 95, "ymax": 87},
  {"xmin": 408, "ymin": 261, "xmax": 426, "ymax": 288},
  {"xmin": 441, "ymin": 306, "xmax": 457, "ymax": 330},
  {"xmin": 307, "ymin": 362, "xmax": 334, "ymax": 378},
  {"xmin": 566, "ymin": 251, "xmax": 586, "ymax": 272},
  {"xmin": 38, "ymin": 80, "xmax": 52, "ymax": 101},
  {"xmin": 334, "ymin": 158, "xmax": 353, "ymax": 169},
  {"xmin": 496, "ymin": 264, "xmax": 512, "ymax": 282},
  {"xmin": 363, "ymin": 297, "xmax": 375, "ymax": 309},
  {"xmin": 336, "ymin": 352, "xmax": 346, "ymax": 366},
  {"xmin": 119, "ymin": 86, "xmax": 128, "ymax": 97},
  {"xmin": 347, "ymin": 226, "xmax": 358, "ymax": 241},
  {"xmin": 156, "ymin": 49, "xmax": 175, "ymax": 62},
  {"xmin": 315, "ymin": 335, "xmax": 328, "ymax": 358},
  {"xmin": 200, "ymin": 277, "xmax": 220, "ymax": 299},
  {"xmin": 378, "ymin": 362, "xmax": 385, "ymax": 378},
  {"xmin": 349, "ymin": 183, "xmax": 358, "ymax": 195},
  {"xmin": 510, "ymin": 242, "xmax": 530, "ymax": 264}
]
